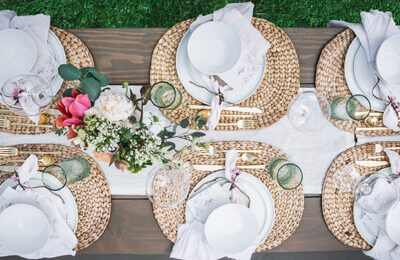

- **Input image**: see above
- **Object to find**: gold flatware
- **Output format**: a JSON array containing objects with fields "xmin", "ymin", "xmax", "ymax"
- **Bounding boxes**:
[
  {"xmin": 355, "ymin": 111, "xmax": 383, "ymax": 117},
  {"xmin": 364, "ymin": 116, "xmax": 380, "ymax": 127},
  {"xmin": 0, "ymin": 147, "xmax": 61, "ymax": 157},
  {"xmin": 193, "ymin": 164, "xmax": 266, "ymax": 171},
  {"xmin": 218, "ymin": 120, "xmax": 256, "ymax": 129},
  {"xmin": 0, "ymin": 118, "xmax": 53, "ymax": 129},
  {"xmin": 355, "ymin": 160, "xmax": 389, "ymax": 167},
  {"xmin": 214, "ymin": 152, "xmax": 258, "ymax": 163},
  {"xmin": 0, "ymin": 108, "xmax": 61, "ymax": 116},
  {"xmin": 189, "ymin": 105, "xmax": 262, "ymax": 114},
  {"xmin": 0, "ymin": 114, "xmax": 50, "ymax": 124},
  {"xmin": 369, "ymin": 144, "xmax": 400, "ymax": 154},
  {"xmin": 356, "ymin": 126, "xmax": 389, "ymax": 131},
  {"xmin": 198, "ymin": 145, "xmax": 262, "ymax": 156},
  {"xmin": 197, "ymin": 110, "xmax": 253, "ymax": 120},
  {"xmin": 6, "ymin": 155, "xmax": 56, "ymax": 166}
]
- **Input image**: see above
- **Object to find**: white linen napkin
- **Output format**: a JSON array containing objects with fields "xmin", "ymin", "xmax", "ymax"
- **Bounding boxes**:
[
  {"xmin": 361, "ymin": 149, "xmax": 400, "ymax": 260},
  {"xmin": 328, "ymin": 10, "xmax": 400, "ymax": 131},
  {"xmin": 0, "ymin": 10, "xmax": 57, "ymax": 124},
  {"xmin": 203, "ymin": 76, "xmax": 227, "ymax": 130},
  {"xmin": 0, "ymin": 155, "xmax": 77, "ymax": 259},
  {"xmin": 171, "ymin": 149, "xmax": 257, "ymax": 260}
]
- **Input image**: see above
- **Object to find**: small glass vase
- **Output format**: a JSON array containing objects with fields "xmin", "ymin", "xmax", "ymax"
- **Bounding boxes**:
[
  {"xmin": 146, "ymin": 163, "xmax": 192, "ymax": 208},
  {"xmin": 330, "ymin": 94, "xmax": 371, "ymax": 121},
  {"xmin": 149, "ymin": 81, "xmax": 182, "ymax": 110},
  {"xmin": 42, "ymin": 156, "xmax": 91, "ymax": 190},
  {"xmin": 269, "ymin": 158, "xmax": 303, "ymax": 190}
]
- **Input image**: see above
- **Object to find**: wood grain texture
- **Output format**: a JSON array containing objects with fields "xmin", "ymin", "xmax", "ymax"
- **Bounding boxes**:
[
  {"xmin": 81, "ymin": 197, "xmax": 355, "ymax": 254},
  {"xmin": 70, "ymin": 28, "xmax": 343, "ymax": 85}
]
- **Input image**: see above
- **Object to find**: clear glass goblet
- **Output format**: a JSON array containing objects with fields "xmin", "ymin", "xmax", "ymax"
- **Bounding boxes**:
[
  {"xmin": 287, "ymin": 91, "xmax": 331, "ymax": 132},
  {"xmin": 0, "ymin": 74, "xmax": 53, "ymax": 117}
]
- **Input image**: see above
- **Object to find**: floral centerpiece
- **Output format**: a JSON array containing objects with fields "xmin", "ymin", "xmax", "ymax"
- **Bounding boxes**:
[{"xmin": 55, "ymin": 64, "xmax": 208, "ymax": 173}]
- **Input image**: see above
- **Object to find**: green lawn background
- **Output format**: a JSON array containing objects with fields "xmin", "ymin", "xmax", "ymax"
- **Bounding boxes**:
[{"xmin": 2, "ymin": 0, "xmax": 400, "ymax": 28}]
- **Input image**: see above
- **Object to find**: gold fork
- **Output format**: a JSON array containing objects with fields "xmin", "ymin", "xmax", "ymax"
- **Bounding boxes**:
[
  {"xmin": 218, "ymin": 120, "xmax": 257, "ymax": 129},
  {"xmin": 0, "ymin": 147, "xmax": 61, "ymax": 157},
  {"xmin": 0, "ymin": 118, "xmax": 53, "ymax": 129},
  {"xmin": 368, "ymin": 144, "xmax": 400, "ymax": 154}
]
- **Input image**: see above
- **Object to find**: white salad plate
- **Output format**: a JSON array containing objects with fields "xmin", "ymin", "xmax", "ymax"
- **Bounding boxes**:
[
  {"xmin": 205, "ymin": 203, "xmax": 258, "ymax": 254},
  {"xmin": 187, "ymin": 171, "xmax": 275, "ymax": 246},
  {"xmin": 0, "ymin": 173, "xmax": 78, "ymax": 232},
  {"xmin": 0, "ymin": 204, "xmax": 50, "ymax": 254},
  {"xmin": 376, "ymin": 34, "xmax": 400, "ymax": 86},
  {"xmin": 176, "ymin": 28, "xmax": 266, "ymax": 105},
  {"xmin": 0, "ymin": 29, "xmax": 37, "ymax": 80},
  {"xmin": 353, "ymin": 167, "xmax": 392, "ymax": 246},
  {"xmin": 187, "ymin": 21, "xmax": 242, "ymax": 75}
]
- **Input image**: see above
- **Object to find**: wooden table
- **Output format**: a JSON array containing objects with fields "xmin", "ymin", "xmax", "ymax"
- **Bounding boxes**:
[{"xmin": 69, "ymin": 27, "xmax": 359, "ymax": 256}]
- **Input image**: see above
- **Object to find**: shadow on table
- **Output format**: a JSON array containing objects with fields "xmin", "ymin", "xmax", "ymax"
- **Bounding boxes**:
[{"xmin": 2, "ymin": 250, "xmax": 371, "ymax": 260}]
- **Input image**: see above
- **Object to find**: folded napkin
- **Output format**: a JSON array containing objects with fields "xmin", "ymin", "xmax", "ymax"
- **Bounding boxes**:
[
  {"xmin": 361, "ymin": 149, "xmax": 400, "ymax": 260},
  {"xmin": 203, "ymin": 76, "xmax": 229, "ymax": 130},
  {"xmin": 0, "ymin": 10, "xmax": 57, "ymax": 124},
  {"xmin": 0, "ymin": 155, "xmax": 77, "ymax": 259},
  {"xmin": 328, "ymin": 10, "xmax": 400, "ymax": 131},
  {"xmin": 171, "ymin": 149, "xmax": 256, "ymax": 260}
]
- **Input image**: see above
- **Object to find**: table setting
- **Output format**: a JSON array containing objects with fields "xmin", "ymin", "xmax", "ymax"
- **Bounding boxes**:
[
  {"xmin": 1, "ymin": 2, "xmax": 400, "ymax": 260},
  {"xmin": 316, "ymin": 10, "xmax": 400, "ymax": 136}
]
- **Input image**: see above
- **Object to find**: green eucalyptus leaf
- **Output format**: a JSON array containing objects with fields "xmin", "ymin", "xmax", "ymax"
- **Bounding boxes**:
[
  {"xmin": 98, "ymin": 74, "xmax": 109, "ymax": 86},
  {"xmin": 58, "ymin": 64, "xmax": 82, "ymax": 80},
  {"xmin": 62, "ymin": 88, "xmax": 76, "ymax": 97},
  {"xmin": 164, "ymin": 141, "xmax": 176, "ymax": 151},
  {"xmin": 180, "ymin": 118, "xmax": 190, "ymax": 128},
  {"xmin": 81, "ymin": 78, "xmax": 101, "ymax": 102},
  {"xmin": 191, "ymin": 132, "xmax": 206, "ymax": 138}
]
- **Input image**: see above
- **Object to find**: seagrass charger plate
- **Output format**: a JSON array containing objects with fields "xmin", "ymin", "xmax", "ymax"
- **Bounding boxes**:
[
  {"xmin": 0, "ymin": 144, "xmax": 111, "ymax": 250},
  {"xmin": 0, "ymin": 27, "xmax": 94, "ymax": 135},
  {"xmin": 150, "ymin": 18, "xmax": 300, "ymax": 131},
  {"xmin": 153, "ymin": 141, "xmax": 304, "ymax": 251},
  {"xmin": 322, "ymin": 141, "xmax": 400, "ymax": 250},
  {"xmin": 316, "ymin": 29, "xmax": 397, "ymax": 136}
]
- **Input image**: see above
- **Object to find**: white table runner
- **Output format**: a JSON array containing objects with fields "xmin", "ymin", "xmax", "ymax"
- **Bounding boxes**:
[{"xmin": 0, "ymin": 86, "xmax": 398, "ymax": 195}]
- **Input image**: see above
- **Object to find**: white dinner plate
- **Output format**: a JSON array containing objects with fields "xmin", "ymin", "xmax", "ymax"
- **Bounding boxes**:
[
  {"xmin": 0, "ymin": 29, "xmax": 37, "ymax": 80},
  {"xmin": 0, "ymin": 173, "xmax": 78, "ymax": 232},
  {"xmin": 187, "ymin": 171, "xmax": 275, "ymax": 245},
  {"xmin": 345, "ymin": 38, "xmax": 386, "ymax": 111},
  {"xmin": 386, "ymin": 202, "xmax": 400, "ymax": 245},
  {"xmin": 176, "ymin": 29, "xmax": 266, "ymax": 105},
  {"xmin": 353, "ymin": 167, "xmax": 392, "ymax": 246}
]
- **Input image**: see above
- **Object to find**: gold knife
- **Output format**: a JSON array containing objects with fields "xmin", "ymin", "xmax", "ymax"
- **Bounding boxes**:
[{"xmin": 355, "ymin": 160, "xmax": 389, "ymax": 167}]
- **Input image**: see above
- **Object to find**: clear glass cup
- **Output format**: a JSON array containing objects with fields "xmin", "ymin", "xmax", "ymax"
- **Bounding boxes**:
[
  {"xmin": 330, "ymin": 94, "xmax": 371, "ymax": 121},
  {"xmin": 0, "ymin": 74, "xmax": 53, "ymax": 116},
  {"xmin": 355, "ymin": 173, "xmax": 399, "ymax": 214},
  {"xmin": 42, "ymin": 156, "xmax": 91, "ymax": 190},
  {"xmin": 269, "ymin": 158, "xmax": 303, "ymax": 190},
  {"xmin": 149, "ymin": 81, "xmax": 182, "ymax": 110},
  {"xmin": 146, "ymin": 163, "xmax": 192, "ymax": 208},
  {"xmin": 287, "ymin": 91, "xmax": 331, "ymax": 132}
]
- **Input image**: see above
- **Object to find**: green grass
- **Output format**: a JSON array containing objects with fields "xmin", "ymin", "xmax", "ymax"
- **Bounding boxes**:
[{"xmin": 2, "ymin": 0, "xmax": 400, "ymax": 28}]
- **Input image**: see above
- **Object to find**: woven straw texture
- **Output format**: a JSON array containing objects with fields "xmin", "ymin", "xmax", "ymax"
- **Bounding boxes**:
[
  {"xmin": 0, "ymin": 144, "xmax": 111, "ymax": 251},
  {"xmin": 150, "ymin": 18, "xmax": 300, "ymax": 131},
  {"xmin": 322, "ymin": 141, "xmax": 400, "ymax": 249},
  {"xmin": 153, "ymin": 141, "xmax": 304, "ymax": 251},
  {"xmin": 316, "ymin": 29, "xmax": 397, "ymax": 136},
  {"xmin": 0, "ymin": 27, "xmax": 94, "ymax": 135}
]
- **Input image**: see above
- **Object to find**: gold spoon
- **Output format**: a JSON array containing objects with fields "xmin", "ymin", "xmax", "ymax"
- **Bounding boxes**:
[
  {"xmin": 7, "ymin": 155, "xmax": 56, "ymax": 166},
  {"xmin": 214, "ymin": 152, "xmax": 259, "ymax": 163},
  {"xmin": 364, "ymin": 116, "xmax": 380, "ymax": 127},
  {"xmin": 197, "ymin": 110, "xmax": 254, "ymax": 120}
]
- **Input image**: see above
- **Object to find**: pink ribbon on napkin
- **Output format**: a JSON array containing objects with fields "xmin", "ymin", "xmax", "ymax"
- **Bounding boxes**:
[{"xmin": 329, "ymin": 10, "xmax": 400, "ymax": 131}]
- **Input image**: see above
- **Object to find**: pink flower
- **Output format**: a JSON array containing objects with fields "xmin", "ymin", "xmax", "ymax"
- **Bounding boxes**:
[{"xmin": 56, "ymin": 90, "xmax": 91, "ymax": 129}]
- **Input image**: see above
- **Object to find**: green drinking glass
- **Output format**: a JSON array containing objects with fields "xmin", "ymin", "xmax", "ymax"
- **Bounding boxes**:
[
  {"xmin": 42, "ymin": 156, "xmax": 91, "ymax": 190},
  {"xmin": 269, "ymin": 158, "xmax": 303, "ymax": 190},
  {"xmin": 330, "ymin": 94, "xmax": 371, "ymax": 121},
  {"xmin": 149, "ymin": 81, "xmax": 182, "ymax": 110}
]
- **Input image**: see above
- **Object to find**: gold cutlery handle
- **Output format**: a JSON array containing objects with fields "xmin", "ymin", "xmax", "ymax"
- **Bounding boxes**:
[
  {"xmin": 11, "ymin": 122, "xmax": 53, "ymax": 128},
  {"xmin": 356, "ymin": 127, "xmax": 389, "ymax": 131}
]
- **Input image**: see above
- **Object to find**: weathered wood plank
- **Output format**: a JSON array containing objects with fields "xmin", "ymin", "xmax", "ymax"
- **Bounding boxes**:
[
  {"xmin": 81, "ymin": 197, "xmax": 354, "ymax": 254},
  {"xmin": 70, "ymin": 28, "xmax": 343, "ymax": 85}
]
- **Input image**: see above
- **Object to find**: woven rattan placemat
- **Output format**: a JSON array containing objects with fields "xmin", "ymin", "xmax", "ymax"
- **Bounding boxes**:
[
  {"xmin": 316, "ymin": 29, "xmax": 396, "ymax": 136},
  {"xmin": 150, "ymin": 18, "xmax": 300, "ymax": 131},
  {"xmin": 0, "ymin": 27, "xmax": 94, "ymax": 135},
  {"xmin": 153, "ymin": 141, "xmax": 304, "ymax": 251},
  {"xmin": 0, "ymin": 144, "xmax": 111, "ymax": 251},
  {"xmin": 322, "ymin": 141, "xmax": 400, "ymax": 250}
]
